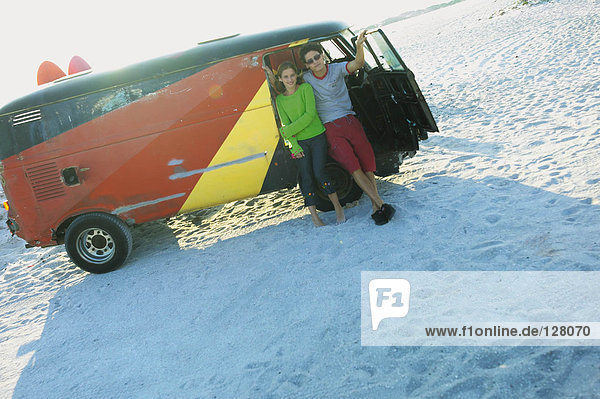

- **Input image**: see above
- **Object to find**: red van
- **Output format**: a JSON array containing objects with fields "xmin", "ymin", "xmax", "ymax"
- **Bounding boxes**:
[{"xmin": 0, "ymin": 21, "xmax": 437, "ymax": 273}]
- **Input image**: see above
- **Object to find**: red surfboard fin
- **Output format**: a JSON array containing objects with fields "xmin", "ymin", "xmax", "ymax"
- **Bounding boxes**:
[
  {"xmin": 37, "ymin": 61, "xmax": 67, "ymax": 85},
  {"xmin": 68, "ymin": 56, "xmax": 92, "ymax": 75}
]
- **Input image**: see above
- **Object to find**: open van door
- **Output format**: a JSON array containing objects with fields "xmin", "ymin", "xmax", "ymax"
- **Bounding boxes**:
[{"xmin": 353, "ymin": 29, "xmax": 439, "ymax": 134}]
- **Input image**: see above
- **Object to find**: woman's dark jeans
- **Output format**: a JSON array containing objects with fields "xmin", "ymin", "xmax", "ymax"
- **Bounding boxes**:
[{"xmin": 296, "ymin": 133, "xmax": 336, "ymax": 207}]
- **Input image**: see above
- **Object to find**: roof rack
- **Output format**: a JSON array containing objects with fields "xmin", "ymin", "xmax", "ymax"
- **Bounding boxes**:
[{"xmin": 197, "ymin": 33, "xmax": 240, "ymax": 46}]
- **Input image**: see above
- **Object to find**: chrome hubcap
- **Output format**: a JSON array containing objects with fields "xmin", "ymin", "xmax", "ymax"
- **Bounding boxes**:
[{"xmin": 76, "ymin": 228, "xmax": 115, "ymax": 264}]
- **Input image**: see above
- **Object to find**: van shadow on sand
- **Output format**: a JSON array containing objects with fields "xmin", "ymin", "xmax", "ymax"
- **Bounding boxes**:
[{"xmin": 11, "ymin": 175, "xmax": 600, "ymax": 398}]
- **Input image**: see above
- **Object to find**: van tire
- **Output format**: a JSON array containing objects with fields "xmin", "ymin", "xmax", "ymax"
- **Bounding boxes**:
[
  {"xmin": 315, "ymin": 162, "xmax": 363, "ymax": 212},
  {"xmin": 64, "ymin": 212, "xmax": 133, "ymax": 274}
]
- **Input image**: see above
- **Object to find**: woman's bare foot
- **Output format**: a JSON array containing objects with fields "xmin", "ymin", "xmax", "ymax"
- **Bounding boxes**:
[
  {"xmin": 308, "ymin": 205, "xmax": 326, "ymax": 227},
  {"xmin": 335, "ymin": 208, "xmax": 346, "ymax": 224},
  {"xmin": 312, "ymin": 215, "xmax": 326, "ymax": 227},
  {"xmin": 327, "ymin": 192, "xmax": 346, "ymax": 225}
]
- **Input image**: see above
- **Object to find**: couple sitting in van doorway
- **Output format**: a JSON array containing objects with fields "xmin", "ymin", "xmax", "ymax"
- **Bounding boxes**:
[
  {"xmin": 263, "ymin": 30, "xmax": 396, "ymax": 226},
  {"xmin": 268, "ymin": 61, "xmax": 346, "ymax": 227}
]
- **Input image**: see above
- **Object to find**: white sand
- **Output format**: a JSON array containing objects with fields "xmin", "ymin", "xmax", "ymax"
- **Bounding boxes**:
[{"xmin": 1, "ymin": 0, "xmax": 599, "ymax": 397}]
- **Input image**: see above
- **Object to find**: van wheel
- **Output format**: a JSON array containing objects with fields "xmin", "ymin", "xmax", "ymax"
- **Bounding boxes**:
[
  {"xmin": 315, "ymin": 162, "xmax": 363, "ymax": 212},
  {"xmin": 64, "ymin": 213, "xmax": 132, "ymax": 274}
]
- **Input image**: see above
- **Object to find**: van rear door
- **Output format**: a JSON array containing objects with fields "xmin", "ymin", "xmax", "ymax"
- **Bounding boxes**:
[{"xmin": 355, "ymin": 29, "xmax": 438, "ymax": 133}]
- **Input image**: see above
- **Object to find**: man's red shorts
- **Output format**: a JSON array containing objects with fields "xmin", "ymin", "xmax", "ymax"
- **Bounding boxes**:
[{"xmin": 324, "ymin": 115, "xmax": 376, "ymax": 173}]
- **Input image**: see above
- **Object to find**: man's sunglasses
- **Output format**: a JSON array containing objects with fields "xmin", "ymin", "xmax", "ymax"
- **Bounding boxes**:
[{"xmin": 305, "ymin": 53, "xmax": 322, "ymax": 65}]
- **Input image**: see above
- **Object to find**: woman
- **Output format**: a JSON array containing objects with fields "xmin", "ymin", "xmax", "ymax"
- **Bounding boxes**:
[{"xmin": 265, "ymin": 61, "xmax": 345, "ymax": 226}]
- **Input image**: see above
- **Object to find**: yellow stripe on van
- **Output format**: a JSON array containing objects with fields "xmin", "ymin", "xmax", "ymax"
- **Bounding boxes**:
[
  {"xmin": 178, "ymin": 81, "xmax": 280, "ymax": 213},
  {"xmin": 289, "ymin": 39, "xmax": 309, "ymax": 47}
]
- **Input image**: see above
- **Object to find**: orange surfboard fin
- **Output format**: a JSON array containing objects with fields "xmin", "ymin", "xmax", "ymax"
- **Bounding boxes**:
[
  {"xmin": 37, "ymin": 61, "xmax": 67, "ymax": 85},
  {"xmin": 68, "ymin": 56, "xmax": 92, "ymax": 75}
]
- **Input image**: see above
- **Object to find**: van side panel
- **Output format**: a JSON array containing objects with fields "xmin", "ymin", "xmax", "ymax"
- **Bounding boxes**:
[
  {"xmin": 178, "ymin": 81, "xmax": 280, "ymax": 213},
  {"xmin": 0, "ymin": 69, "xmax": 200, "ymax": 162},
  {"xmin": 3, "ymin": 54, "xmax": 276, "ymax": 245}
]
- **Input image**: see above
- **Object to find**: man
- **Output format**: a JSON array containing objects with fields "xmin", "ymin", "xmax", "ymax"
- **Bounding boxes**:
[{"xmin": 300, "ymin": 31, "xmax": 395, "ymax": 225}]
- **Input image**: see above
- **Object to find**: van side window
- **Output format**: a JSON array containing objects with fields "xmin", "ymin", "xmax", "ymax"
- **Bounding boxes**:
[{"xmin": 320, "ymin": 39, "xmax": 350, "ymax": 63}]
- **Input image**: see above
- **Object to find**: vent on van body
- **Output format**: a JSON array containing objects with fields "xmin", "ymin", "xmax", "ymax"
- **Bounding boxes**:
[
  {"xmin": 12, "ymin": 110, "xmax": 42, "ymax": 126},
  {"xmin": 25, "ymin": 162, "xmax": 65, "ymax": 201}
]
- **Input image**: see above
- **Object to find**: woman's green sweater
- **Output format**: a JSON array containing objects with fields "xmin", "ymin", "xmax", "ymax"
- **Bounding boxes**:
[{"xmin": 275, "ymin": 83, "xmax": 325, "ymax": 156}]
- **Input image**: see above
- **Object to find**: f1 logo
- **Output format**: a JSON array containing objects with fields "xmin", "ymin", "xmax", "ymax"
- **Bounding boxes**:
[{"xmin": 369, "ymin": 279, "xmax": 411, "ymax": 330}]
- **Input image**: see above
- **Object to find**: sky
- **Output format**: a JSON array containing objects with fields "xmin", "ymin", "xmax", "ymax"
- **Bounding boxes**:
[{"xmin": 0, "ymin": 0, "xmax": 442, "ymax": 107}]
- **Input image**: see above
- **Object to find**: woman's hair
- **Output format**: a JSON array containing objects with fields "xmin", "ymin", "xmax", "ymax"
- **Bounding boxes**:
[{"xmin": 274, "ymin": 61, "xmax": 303, "ymax": 93}]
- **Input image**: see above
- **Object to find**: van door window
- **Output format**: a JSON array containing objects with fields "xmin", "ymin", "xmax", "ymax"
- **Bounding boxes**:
[
  {"xmin": 354, "ymin": 30, "xmax": 407, "ymax": 72},
  {"xmin": 358, "ymin": 41, "xmax": 379, "ymax": 71}
]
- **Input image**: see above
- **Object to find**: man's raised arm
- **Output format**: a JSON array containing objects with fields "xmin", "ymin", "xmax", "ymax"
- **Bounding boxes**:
[{"xmin": 346, "ymin": 30, "xmax": 367, "ymax": 74}]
